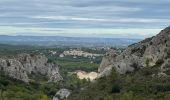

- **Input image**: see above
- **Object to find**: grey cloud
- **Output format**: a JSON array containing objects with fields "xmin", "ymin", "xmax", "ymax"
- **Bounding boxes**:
[{"xmin": 0, "ymin": 0, "xmax": 170, "ymax": 36}]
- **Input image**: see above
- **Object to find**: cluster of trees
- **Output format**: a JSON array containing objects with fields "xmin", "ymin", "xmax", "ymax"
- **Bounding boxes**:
[
  {"xmin": 55, "ymin": 54, "xmax": 101, "ymax": 73},
  {"xmin": 0, "ymin": 71, "xmax": 60, "ymax": 100},
  {"xmin": 62, "ymin": 74, "xmax": 90, "ymax": 91},
  {"xmin": 0, "ymin": 70, "xmax": 90, "ymax": 100}
]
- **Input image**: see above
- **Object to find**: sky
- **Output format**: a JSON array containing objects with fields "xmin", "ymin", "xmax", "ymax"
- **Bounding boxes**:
[{"xmin": 0, "ymin": 0, "xmax": 170, "ymax": 39}]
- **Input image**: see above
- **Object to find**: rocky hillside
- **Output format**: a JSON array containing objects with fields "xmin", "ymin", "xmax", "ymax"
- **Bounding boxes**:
[
  {"xmin": 0, "ymin": 54, "xmax": 63, "ymax": 83},
  {"xmin": 68, "ymin": 26, "xmax": 170, "ymax": 100},
  {"xmin": 98, "ymin": 26, "xmax": 170, "ymax": 77}
]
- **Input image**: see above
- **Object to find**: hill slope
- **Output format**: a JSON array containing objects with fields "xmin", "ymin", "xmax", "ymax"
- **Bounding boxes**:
[
  {"xmin": 98, "ymin": 26, "xmax": 170, "ymax": 76},
  {"xmin": 69, "ymin": 26, "xmax": 170, "ymax": 100}
]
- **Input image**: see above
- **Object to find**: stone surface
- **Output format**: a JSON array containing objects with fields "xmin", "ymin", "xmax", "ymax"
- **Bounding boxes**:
[
  {"xmin": 0, "ymin": 58, "xmax": 29, "ymax": 82},
  {"xmin": 47, "ymin": 63, "xmax": 63, "ymax": 83},
  {"xmin": 98, "ymin": 26, "xmax": 170, "ymax": 76},
  {"xmin": 0, "ymin": 54, "xmax": 63, "ymax": 83},
  {"xmin": 98, "ymin": 49, "xmax": 117, "ymax": 73},
  {"xmin": 53, "ymin": 89, "xmax": 70, "ymax": 100},
  {"xmin": 161, "ymin": 59, "xmax": 170, "ymax": 73}
]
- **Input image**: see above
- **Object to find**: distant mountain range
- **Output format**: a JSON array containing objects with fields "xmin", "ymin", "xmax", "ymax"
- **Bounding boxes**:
[{"xmin": 0, "ymin": 35, "xmax": 141, "ymax": 47}]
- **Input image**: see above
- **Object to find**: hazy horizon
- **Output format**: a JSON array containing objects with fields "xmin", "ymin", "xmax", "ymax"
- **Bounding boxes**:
[{"xmin": 0, "ymin": 34, "xmax": 144, "ymax": 39}]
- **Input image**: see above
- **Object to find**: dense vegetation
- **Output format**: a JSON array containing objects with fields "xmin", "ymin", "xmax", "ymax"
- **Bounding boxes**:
[
  {"xmin": 69, "ymin": 62, "xmax": 170, "ymax": 100},
  {"xmin": 0, "ymin": 71, "xmax": 58, "ymax": 100},
  {"xmin": 57, "ymin": 56, "xmax": 100, "ymax": 72},
  {"xmin": 0, "ymin": 70, "xmax": 91, "ymax": 100}
]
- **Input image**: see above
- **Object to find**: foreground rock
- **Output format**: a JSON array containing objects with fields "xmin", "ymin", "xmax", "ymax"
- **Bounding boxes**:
[
  {"xmin": 98, "ymin": 26, "xmax": 170, "ymax": 77},
  {"xmin": 0, "ymin": 54, "xmax": 63, "ymax": 83},
  {"xmin": 53, "ymin": 89, "xmax": 70, "ymax": 100}
]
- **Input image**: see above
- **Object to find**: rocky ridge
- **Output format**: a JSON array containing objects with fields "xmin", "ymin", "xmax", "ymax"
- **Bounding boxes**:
[
  {"xmin": 0, "ymin": 54, "xmax": 63, "ymax": 82},
  {"xmin": 98, "ymin": 26, "xmax": 170, "ymax": 77}
]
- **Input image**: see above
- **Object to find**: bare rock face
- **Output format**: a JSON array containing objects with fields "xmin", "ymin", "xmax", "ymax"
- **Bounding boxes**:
[
  {"xmin": 161, "ymin": 59, "xmax": 170, "ymax": 73},
  {"xmin": 97, "ymin": 65, "xmax": 113, "ymax": 78},
  {"xmin": 18, "ymin": 54, "xmax": 63, "ymax": 82},
  {"xmin": 0, "ymin": 54, "xmax": 63, "ymax": 83},
  {"xmin": 98, "ymin": 49, "xmax": 117, "ymax": 73},
  {"xmin": 99, "ymin": 26, "xmax": 170, "ymax": 76},
  {"xmin": 18, "ymin": 54, "xmax": 49, "ymax": 75},
  {"xmin": 0, "ymin": 58, "xmax": 29, "ymax": 82},
  {"xmin": 47, "ymin": 63, "xmax": 63, "ymax": 83},
  {"xmin": 53, "ymin": 89, "xmax": 70, "ymax": 100}
]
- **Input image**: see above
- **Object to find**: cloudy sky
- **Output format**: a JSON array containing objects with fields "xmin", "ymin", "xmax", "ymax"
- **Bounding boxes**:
[{"xmin": 0, "ymin": 0, "xmax": 170, "ymax": 38}]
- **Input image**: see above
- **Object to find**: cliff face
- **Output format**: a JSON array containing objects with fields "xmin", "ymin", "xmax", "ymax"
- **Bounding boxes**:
[
  {"xmin": 0, "ymin": 58, "xmax": 29, "ymax": 82},
  {"xmin": 0, "ymin": 54, "xmax": 63, "ymax": 83},
  {"xmin": 98, "ymin": 26, "xmax": 170, "ymax": 77}
]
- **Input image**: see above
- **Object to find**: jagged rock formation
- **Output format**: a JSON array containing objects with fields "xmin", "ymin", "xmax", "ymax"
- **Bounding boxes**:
[
  {"xmin": 98, "ymin": 50, "xmax": 118, "ymax": 77},
  {"xmin": 98, "ymin": 26, "xmax": 170, "ymax": 76},
  {"xmin": 0, "ymin": 58, "xmax": 29, "ymax": 82},
  {"xmin": 0, "ymin": 54, "xmax": 63, "ymax": 83},
  {"xmin": 53, "ymin": 89, "xmax": 70, "ymax": 100},
  {"xmin": 98, "ymin": 50, "xmax": 118, "ymax": 73}
]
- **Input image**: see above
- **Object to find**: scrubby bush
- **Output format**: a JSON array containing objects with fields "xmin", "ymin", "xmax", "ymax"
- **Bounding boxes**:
[
  {"xmin": 69, "ymin": 62, "xmax": 170, "ymax": 100},
  {"xmin": 156, "ymin": 59, "xmax": 164, "ymax": 65},
  {"xmin": 120, "ymin": 91, "xmax": 133, "ymax": 100},
  {"xmin": 103, "ymin": 95, "xmax": 114, "ymax": 100},
  {"xmin": 111, "ymin": 84, "xmax": 120, "ymax": 93}
]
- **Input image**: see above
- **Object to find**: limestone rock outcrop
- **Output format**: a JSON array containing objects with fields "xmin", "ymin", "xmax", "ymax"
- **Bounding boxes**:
[
  {"xmin": 0, "ymin": 58, "xmax": 29, "ymax": 82},
  {"xmin": 0, "ymin": 54, "xmax": 63, "ymax": 83},
  {"xmin": 53, "ymin": 89, "xmax": 70, "ymax": 100},
  {"xmin": 98, "ymin": 26, "xmax": 170, "ymax": 76},
  {"xmin": 98, "ymin": 50, "xmax": 117, "ymax": 73}
]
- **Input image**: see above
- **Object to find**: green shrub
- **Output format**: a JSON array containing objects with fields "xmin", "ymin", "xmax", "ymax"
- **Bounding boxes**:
[
  {"xmin": 103, "ymin": 95, "xmax": 114, "ymax": 100},
  {"xmin": 0, "ymin": 80, "xmax": 9, "ymax": 87},
  {"xmin": 111, "ymin": 84, "xmax": 120, "ymax": 93},
  {"xmin": 120, "ymin": 91, "xmax": 133, "ymax": 100},
  {"xmin": 156, "ymin": 59, "xmax": 164, "ymax": 65}
]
